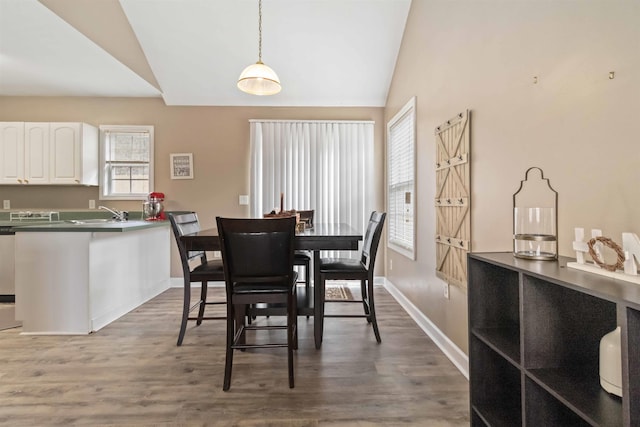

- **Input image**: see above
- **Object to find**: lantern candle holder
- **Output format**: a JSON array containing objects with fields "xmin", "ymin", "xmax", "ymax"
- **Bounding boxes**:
[{"xmin": 513, "ymin": 167, "xmax": 558, "ymax": 260}]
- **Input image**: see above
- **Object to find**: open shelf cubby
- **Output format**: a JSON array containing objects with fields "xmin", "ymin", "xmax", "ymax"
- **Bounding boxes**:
[
  {"xmin": 525, "ymin": 376, "xmax": 591, "ymax": 426},
  {"xmin": 470, "ymin": 335, "xmax": 522, "ymax": 427},
  {"xmin": 468, "ymin": 256, "xmax": 520, "ymax": 364},
  {"xmin": 468, "ymin": 252, "xmax": 640, "ymax": 427}
]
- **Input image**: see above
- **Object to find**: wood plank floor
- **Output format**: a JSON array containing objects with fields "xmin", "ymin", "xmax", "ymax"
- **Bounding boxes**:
[{"xmin": 0, "ymin": 285, "xmax": 470, "ymax": 426}]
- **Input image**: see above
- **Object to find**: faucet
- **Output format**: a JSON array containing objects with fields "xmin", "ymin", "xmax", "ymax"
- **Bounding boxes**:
[{"xmin": 99, "ymin": 206, "xmax": 128, "ymax": 221}]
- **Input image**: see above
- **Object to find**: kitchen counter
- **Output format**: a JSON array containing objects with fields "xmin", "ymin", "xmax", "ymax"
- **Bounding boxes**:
[
  {"xmin": 14, "ymin": 221, "xmax": 170, "ymax": 334},
  {"xmin": 7, "ymin": 219, "xmax": 166, "ymax": 233}
]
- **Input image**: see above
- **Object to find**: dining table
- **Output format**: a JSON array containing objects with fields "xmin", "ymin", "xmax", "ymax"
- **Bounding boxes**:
[{"xmin": 179, "ymin": 222, "xmax": 363, "ymax": 349}]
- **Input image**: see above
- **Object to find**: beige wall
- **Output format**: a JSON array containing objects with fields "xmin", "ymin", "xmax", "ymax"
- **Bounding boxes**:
[
  {"xmin": 0, "ymin": 97, "xmax": 385, "ymax": 277},
  {"xmin": 385, "ymin": 0, "xmax": 640, "ymax": 354}
]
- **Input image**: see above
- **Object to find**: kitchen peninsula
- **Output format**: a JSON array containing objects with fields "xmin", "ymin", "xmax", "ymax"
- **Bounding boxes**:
[{"xmin": 13, "ymin": 220, "xmax": 170, "ymax": 334}]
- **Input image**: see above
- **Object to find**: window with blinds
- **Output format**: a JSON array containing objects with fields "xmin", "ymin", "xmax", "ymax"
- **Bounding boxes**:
[
  {"xmin": 99, "ymin": 125, "xmax": 154, "ymax": 200},
  {"xmin": 387, "ymin": 97, "xmax": 416, "ymax": 259},
  {"xmin": 249, "ymin": 120, "xmax": 374, "ymax": 258}
]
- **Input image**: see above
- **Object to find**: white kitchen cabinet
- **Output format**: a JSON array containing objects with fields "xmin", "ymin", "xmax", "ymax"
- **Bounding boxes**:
[
  {"xmin": 49, "ymin": 122, "xmax": 98, "ymax": 185},
  {"xmin": 0, "ymin": 122, "xmax": 98, "ymax": 185},
  {"xmin": 24, "ymin": 122, "xmax": 50, "ymax": 184},
  {"xmin": 0, "ymin": 122, "xmax": 25, "ymax": 184}
]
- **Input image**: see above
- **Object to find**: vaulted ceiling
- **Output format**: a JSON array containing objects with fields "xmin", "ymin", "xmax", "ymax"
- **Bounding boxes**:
[{"xmin": 0, "ymin": 0, "xmax": 411, "ymax": 107}]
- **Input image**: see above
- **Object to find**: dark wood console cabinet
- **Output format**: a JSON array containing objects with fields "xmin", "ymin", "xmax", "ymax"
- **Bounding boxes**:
[{"xmin": 468, "ymin": 252, "xmax": 640, "ymax": 426}]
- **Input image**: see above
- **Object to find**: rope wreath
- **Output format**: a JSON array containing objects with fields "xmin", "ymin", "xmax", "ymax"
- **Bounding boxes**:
[{"xmin": 587, "ymin": 236, "xmax": 625, "ymax": 272}]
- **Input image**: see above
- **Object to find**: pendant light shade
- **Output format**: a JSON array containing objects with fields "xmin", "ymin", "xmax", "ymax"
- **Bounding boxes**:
[
  {"xmin": 238, "ymin": 0, "xmax": 281, "ymax": 96},
  {"xmin": 238, "ymin": 61, "xmax": 281, "ymax": 95}
]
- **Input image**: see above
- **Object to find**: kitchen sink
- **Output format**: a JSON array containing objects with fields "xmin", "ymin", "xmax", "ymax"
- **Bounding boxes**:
[{"xmin": 66, "ymin": 219, "xmax": 119, "ymax": 224}]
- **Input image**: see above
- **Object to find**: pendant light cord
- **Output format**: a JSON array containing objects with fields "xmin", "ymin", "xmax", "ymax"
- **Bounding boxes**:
[{"xmin": 258, "ymin": 0, "xmax": 263, "ymax": 63}]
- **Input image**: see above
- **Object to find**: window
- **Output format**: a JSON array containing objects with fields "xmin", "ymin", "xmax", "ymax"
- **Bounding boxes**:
[
  {"xmin": 249, "ymin": 120, "xmax": 375, "ymax": 256},
  {"xmin": 387, "ymin": 97, "xmax": 416, "ymax": 259},
  {"xmin": 99, "ymin": 125, "xmax": 154, "ymax": 200}
]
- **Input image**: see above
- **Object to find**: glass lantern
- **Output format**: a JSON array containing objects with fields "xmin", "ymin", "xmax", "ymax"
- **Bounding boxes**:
[{"xmin": 513, "ymin": 167, "xmax": 558, "ymax": 260}]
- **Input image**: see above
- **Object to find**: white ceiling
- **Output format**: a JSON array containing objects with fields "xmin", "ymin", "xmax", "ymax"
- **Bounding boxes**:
[{"xmin": 0, "ymin": 0, "xmax": 411, "ymax": 107}]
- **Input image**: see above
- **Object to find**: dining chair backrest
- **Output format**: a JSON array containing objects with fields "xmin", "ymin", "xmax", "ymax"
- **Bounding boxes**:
[
  {"xmin": 361, "ymin": 211, "xmax": 386, "ymax": 272},
  {"xmin": 298, "ymin": 210, "xmax": 314, "ymax": 228},
  {"xmin": 216, "ymin": 217, "xmax": 297, "ymax": 288},
  {"xmin": 168, "ymin": 212, "xmax": 206, "ymax": 274}
]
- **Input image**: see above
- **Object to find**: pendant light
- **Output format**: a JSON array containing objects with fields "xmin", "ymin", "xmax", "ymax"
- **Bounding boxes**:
[{"xmin": 237, "ymin": 0, "xmax": 281, "ymax": 95}]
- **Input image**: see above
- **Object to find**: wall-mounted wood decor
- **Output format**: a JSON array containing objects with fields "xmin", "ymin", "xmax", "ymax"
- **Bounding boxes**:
[{"xmin": 435, "ymin": 110, "xmax": 471, "ymax": 288}]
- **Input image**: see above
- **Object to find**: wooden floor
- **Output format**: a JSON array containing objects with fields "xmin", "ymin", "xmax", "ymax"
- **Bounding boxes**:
[{"xmin": 0, "ymin": 285, "xmax": 470, "ymax": 426}]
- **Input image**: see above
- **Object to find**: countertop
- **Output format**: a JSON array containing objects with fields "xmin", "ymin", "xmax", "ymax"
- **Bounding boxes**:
[{"xmin": 0, "ymin": 220, "xmax": 167, "ymax": 233}]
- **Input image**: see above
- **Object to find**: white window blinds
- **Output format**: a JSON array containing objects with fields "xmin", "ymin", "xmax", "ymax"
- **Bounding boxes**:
[
  {"xmin": 387, "ymin": 97, "xmax": 416, "ymax": 259},
  {"xmin": 249, "ymin": 120, "xmax": 375, "ymax": 256}
]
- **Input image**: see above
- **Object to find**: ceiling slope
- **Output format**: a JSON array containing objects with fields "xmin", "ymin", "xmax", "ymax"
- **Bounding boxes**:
[
  {"xmin": 0, "ymin": 0, "xmax": 161, "ymax": 98},
  {"xmin": 0, "ymin": 0, "xmax": 411, "ymax": 107}
]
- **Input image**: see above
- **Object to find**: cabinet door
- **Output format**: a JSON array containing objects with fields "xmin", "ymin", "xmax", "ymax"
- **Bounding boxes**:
[
  {"xmin": 0, "ymin": 122, "xmax": 25, "ymax": 184},
  {"xmin": 50, "ymin": 122, "xmax": 81, "ymax": 184},
  {"xmin": 24, "ymin": 123, "xmax": 50, "ymax": 184}
]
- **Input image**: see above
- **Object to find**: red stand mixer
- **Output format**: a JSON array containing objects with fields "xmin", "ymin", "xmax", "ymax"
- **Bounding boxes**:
[{"xmin": 143, "ymin": 192, "xmax": 166, "ymax": 221}]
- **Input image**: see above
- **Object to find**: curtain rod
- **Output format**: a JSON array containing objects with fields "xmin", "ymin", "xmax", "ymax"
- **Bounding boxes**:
[{"xmin": 249, "ymin": 119, "xmax": 375, "ymax": 124}]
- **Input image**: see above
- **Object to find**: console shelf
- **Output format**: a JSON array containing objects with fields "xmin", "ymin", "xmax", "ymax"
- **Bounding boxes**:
[{"xmin": 468, "ymin": 252, "xmax": 640, "ymax": 426}]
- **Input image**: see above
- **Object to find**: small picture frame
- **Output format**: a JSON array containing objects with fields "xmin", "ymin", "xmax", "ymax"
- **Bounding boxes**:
[{"xmin": 170, "ymin": 153, "xmax": 194, "ymax": 179}]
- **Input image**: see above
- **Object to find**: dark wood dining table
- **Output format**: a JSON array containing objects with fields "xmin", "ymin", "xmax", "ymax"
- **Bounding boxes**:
[{"xmin": 179, "ymin": 222, "xmax": 362, "ymax": 348}]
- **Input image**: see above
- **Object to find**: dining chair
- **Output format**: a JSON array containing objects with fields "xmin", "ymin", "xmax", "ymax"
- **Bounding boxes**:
[
  {"xmin": 294, "ymin": 209, "xmax": 314, "ymax": 297},
  {"xmin": 315, "ymin": 211, "xmax": 386, "ymax": 346},
  {"xmin": 168, "ymin": 212, "xmax": 225, "ymax": 346},
  {"xmin": 297, "ymin": 209, "xmax": 314, "ymax": 229},
  {"xmin": 216, "ymin": 216, "xmax": 298, "ymax": 390}
]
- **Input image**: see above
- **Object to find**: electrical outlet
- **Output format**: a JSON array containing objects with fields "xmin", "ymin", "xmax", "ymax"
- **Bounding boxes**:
[
  {"xmin": 89, "ymin": 199, "xmax": 96, "ymax": 209},
  {"xmin": 389, "ymin": 259, "xmax": 393, "ymax": 270},
  {"xmin": 2, "ymin": 200, "xmax": 9, "ymax": 210},
  {"xmin": 443, "ymin": 283, "xmax": 450, "ymax": 299},
  {"xmin": 239, "ymin": 195, "xmax": 249, "ymax": 205}
]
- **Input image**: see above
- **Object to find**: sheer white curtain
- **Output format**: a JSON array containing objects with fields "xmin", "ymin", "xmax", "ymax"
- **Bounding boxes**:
[{"xmin": 250, "ymin": 120, "xmax": 374, "ymax": 242}]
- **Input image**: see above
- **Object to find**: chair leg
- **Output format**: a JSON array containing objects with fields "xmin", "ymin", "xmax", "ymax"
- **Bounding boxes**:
[
  {"xmin": 305, "ymin": 259, "xmax": 311, "ymax": 319},
  {"xmin": 314, "ymin": 274, "xmax": 326, "ymax": 349},
  {"xmin": 292, "ymin": 287, "xmax": 299, "ymax": 351},
  {"xmin": 235, "ymin": 304, "xmax": 247, "ymax": 349},
  {"xmin": 360, "ymin": 279, "xmax": 371, "ymax": 321},
  {"xmin": 196, "ymin": 281, "xmax": 208, "ymax": 325},
  {"xmin": 304, "ymin": 259, "xmax": 310, "ymax": 296},
  {"xmin": 223, "ymin": 302, "xmax": 235, "ymax": 391},
  {"xmin": 177, "ymin": 279, "xmax": 191, "ymax": 346},
  {"xmin": 367, "ymin": 279, "xmax": 381, "ymax": 343},
  {"xmin": 288, "ymin": 291, "xmax": 296, "ymax": 388}
]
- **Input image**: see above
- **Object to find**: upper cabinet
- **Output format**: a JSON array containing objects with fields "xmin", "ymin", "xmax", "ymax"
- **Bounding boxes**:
[
  {"xmin": 0, "ymin": 122, "xmax": 98, "ymax": 186},
  {"xmin": 49, "ymin": 123, "xmax": 98, "ymax": 185},
  {"xmin": 25, "ymin": 123, "xmax": 50, "ymax": 185},
  {"xmin": 0, "ymin": 122, "xmax": 25, "ymax": 184}
]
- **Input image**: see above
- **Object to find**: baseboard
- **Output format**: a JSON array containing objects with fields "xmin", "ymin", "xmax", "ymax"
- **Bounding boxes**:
[
  {"xmin": 92, "ymin": 279, "xmax": 171, "ymax": 332},
  {"xmin": 0, "ymin": 304, "xmax": 21, "ymax": 331},
  {"xmin": 378, "ymin": 276, "xmax": 469, "ymax": 379}
]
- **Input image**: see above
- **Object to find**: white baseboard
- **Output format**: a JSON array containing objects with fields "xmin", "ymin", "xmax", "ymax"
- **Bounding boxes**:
[
  {"xmin": 0, "ymin": 304, "xmax": 21, "ymax": 331},
  {"xmin": 378, "ymin": 276, "xmax": 469, "ymax": 379},
  {"xmin": 92, "ymin": 279, "xmax": 171, "ymax": 332}
]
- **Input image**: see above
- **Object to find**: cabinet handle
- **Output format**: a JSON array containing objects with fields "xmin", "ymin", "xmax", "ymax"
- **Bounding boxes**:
[
  {"xmin": 17, "ymin": 179, "xmax": 23, "ymax": 184},
  {"xmin": 75, "ymin": 179, "xmax": 80, "ymax": 183},
  {"xmin": 24, "ymin": 179, "xmax": 29, "ymax": 184}
]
